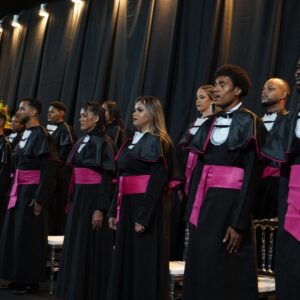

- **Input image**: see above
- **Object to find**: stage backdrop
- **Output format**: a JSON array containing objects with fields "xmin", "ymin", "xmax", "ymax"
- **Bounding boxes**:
[{"xmin": 0, "ymin": 0, "xmax": 299, "ymax": 140}]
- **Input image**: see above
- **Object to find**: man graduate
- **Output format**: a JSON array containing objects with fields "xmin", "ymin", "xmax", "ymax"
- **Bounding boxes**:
[
  {"xmin": 262, "ymin": 57, "xmax": 300, "ymax": 300},
  {"xmin": 182, "ymin": 64, "xmax": 266, "ymax": 300},
  {"xmin": 0, "ymin": 98, "xmax": 59, "ymax": 294},
  {"xmin": 254, "ymin": 78, "xmax": 290, "ymax": 219},
  {"xmin": 46, "ymin": 101, "xmax": 77, "ymax": 234}
]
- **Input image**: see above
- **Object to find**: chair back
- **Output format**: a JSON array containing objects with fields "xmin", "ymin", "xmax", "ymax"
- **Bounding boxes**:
[{"xmin": 253, "ymin": 218, "xmax": 278, "ymax": 276}]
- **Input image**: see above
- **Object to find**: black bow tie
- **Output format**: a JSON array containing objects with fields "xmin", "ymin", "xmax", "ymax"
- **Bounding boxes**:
[
  {"xmin": 219, "ymin": 112, "xmax": 233, "ymax": 118},
  {"xmin": 265, "ymin": 112, "xmax": 276, "ymax": 116}
]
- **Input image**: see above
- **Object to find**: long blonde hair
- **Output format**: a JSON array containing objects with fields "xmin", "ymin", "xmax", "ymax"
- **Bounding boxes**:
[{"xmin": 135, "ymin": 96, "xmax": 173, "ymax": 149}]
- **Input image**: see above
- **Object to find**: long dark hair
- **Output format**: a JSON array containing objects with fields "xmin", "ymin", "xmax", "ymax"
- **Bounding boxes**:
[
  {"xmin": 82, "ymin": 101, "xmax": 106, "ymax": 134},
  {"xmin": 101, "ymin": 100, "xmax": 125, "ymax": 128}
]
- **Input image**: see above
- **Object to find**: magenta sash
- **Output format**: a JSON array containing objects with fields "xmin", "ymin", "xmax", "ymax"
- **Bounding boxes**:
[
  {"xmin": 116, "ymin": 175, "xmax": 150, "ymax": 223},
  {"xmin": 184, "ymin": 152, "xmax": 198, "ymax": 195},
  {"xmin": 8, "ymin": 169, "xmax": 40, "ymax": 209},
  {"xmin": 284, "ymin": 164, "xmax": 300, "ymax": 241},
  {"xmin": 74, "ymin": 167, "xmax": 102, "ymax": 184},
  {"xmin": 189, "ymin": 165, "xmax": 244, "ymax": 226},
  {"xmin": 261, "ymin": 166, "xmax": 280, "ymax": 179},
  {"xmin": 65, "ymin": 168, "xmax": 102, "ymax": 213}
]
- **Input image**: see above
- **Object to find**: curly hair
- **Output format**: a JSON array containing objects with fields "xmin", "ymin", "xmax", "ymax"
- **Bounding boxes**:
[{"xmin": 214, "ymin": 64, "xmax": 251, "ymax": 97}]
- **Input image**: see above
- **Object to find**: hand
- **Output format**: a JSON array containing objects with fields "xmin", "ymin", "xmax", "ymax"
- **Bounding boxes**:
[
  {"xmin": 29, "ymin": 199, "xmax": 42, "ymax": 216},
  {"xmin": 92, "ymin": 210, "xmax": 103, "ymax": 230},
  {"xmin": 135, "ymin": 223, "xmax": 145, "ymax": 234},
  {"xmin": 108, "ymin": 217, "xmax": 118, "ymax": 231},
  {"xmin": 223, "ymin": 226, "xmax": 242, "ymax": 254}
]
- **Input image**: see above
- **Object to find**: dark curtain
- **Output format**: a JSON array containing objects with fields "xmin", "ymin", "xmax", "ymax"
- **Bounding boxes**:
[{"xmin": 0, "ymin": 0, "xmax": 299, "ymax": 141}]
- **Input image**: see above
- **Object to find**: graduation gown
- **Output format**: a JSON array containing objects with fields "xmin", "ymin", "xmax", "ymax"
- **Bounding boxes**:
[
  {"xmin": 182, "ymin": 107, "xmax": 266, "ymax": 300},
  {"xmin": 46, "ymin": 122, "xmax": 77, "ymax": 234},
  {"xmin": 7, "ymin": 131, "xmax": 23, "ymax": 150},
  {"xmin": 0, "ymin": 126, "xmax": 58, "ymax": 283},
  {"xmin": 253, "ymin": 110, "xmax": 288, "ymax": 219},
  {"xmin": 0, "ymin": 135, "xmax": 11, "ymax": 233},
  {"xmin": 107, "ymin": 132, "xmax": 183, "ymax": 300},
  {"xmin": 56, "ymin": 130, "xmax": 116, "ymax": 300},
  {"xmin": 261, "ymin": 104, "xmax": 300, "ymax": 300}
]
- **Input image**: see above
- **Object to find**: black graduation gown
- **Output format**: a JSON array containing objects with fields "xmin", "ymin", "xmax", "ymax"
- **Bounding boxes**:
[
  {"xmin": 253, "ymin": 110, "xmax": 288, "ymax": 219},
  {"xmin": 0, "ymin": 135, "xmax": 11, "ymax": 233},
  {"xmin": 182, "ymin": 107, "xmax": 266, "ymax": 300},
  {"xmin": 107, "ymin": 133, "xmax": 183, "ymax": 300},
  {"xmin": 0, "ymin": 126, "xmax": 59, "ymax": 283},
  {"xmin": 106, "ymin": 122, "xmax": 127, "ymax": 150},
  {"xmin": 47, "ymin": 122, "xmax": 77, "ymax": 234},
  {"xmin": 261, "ymin": 104, "xmax": 300, "ymax": 300},
  {"xmin": 56, "ymin": 130, "xmax": 116, "ymax": 300},
  {"xmin": 8, "ymin": 131, "xmax": 23, "ymax": 150}
]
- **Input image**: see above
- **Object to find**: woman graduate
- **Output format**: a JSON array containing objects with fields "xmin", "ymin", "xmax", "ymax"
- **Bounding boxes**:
[
  {"xmin": 56, "ymin": 102, "xmax": 116, "ymax": 300},
  {"xmin": 180, "ymin": 84, "xmax": 219, "ymax": 198},
  {"xmin": 101, "ymin": 100, "xmax": 127, "ymax": 150},
  {"xmin": 107, "ymin": 96, "xmax": 183, "ymax": 300}
]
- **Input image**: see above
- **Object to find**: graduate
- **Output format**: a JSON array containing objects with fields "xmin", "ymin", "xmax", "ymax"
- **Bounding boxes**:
[
  {"xmin": 56, "ymin": 101, "xmax": 116, "ymax": 300},
  {"xmin": 107, "ymin": 96, "xmax": 183, "ymax": 300},
  {"xmin": 180, "ymin": 84, "xmax": 219, "ymax": 198},
  {"xmin": 0, "ymin": 111, "xmax": 11, "ymax": 233},
  {"xmin": 253, "ymin": 78, "xmax": 289, "ymax": 219},
  {"xmin": 182, "ymin": 65, "xmax": 266, "ymax": 300},
  {"xmin": 101, "ymin": 100, "xmax": 127, "ymax": 150},
  {"xmin": 262, "ymin": 57, "xmax": 300, "ymax": 300},
  {"xmin": 46, "ymin": 101, "xmax": 77, "ymax": 234},
  {"xmin": 0, "ymin": 98, "xmax": 59, "ymax": 294},
  {"xmin": 7, "ymin": 114, "xmax": 24, "ymax": 150}
]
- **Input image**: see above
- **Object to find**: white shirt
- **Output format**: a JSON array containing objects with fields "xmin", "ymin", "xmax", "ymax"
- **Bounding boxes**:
[
  {"xmin": 77, "ymin": 135, "xmax": 91, "ymax": 153},
  {"xmin": 128, "ymin": 131, "xmax": 146, "ymax": 149},
  {"xmin": 8, "ymin": 132, "xmax": 18, "ymax": 143},
  {"xmin": 19, "ymin": 130, "xmax": 32, "ymax": 149},
  {"xmin": 262, "ymin": 113, "xmax": 277, "ymax": 132},
  {"xmin": 295, "ymin": 112, "xmax": 300, "ymax": 139},
  {"xmin": 189, "ymin": 117, "xmax": 208, "ymax": 135},
  {"xmin": 46, "ymin": 124, "xmax": 58, "ymax": 135},
  {"xmin": 210, "ymin": 102, "xmax": 242, "ymax": 145}
]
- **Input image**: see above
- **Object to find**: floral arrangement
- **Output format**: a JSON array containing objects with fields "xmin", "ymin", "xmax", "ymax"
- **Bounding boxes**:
[{"xmin": 0, "ymin": 99, "xmax": 11, "ymax": 129}]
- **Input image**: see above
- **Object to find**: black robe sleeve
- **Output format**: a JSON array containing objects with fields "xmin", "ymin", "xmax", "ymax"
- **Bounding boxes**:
[
  {"xmin": 96, "ymin": 140, "xmax": 116, "ymax": 211},
  {"xmin": 135, "ymin": 158, "xmax": 168, "ymax": 227},
  {"xmin": 34, "ymin": 157, "xmax": 59, "ymax": 205},
  {"xmin": 33, "ymin": 128, "xmax": 60, "ymax": 205},
  {"xmin": 230, "ymin": 141, "xmax": 263, "ymax": 232}
]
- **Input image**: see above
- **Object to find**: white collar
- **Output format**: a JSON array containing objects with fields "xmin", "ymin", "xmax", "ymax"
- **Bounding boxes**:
[
  {"xmin": 128, "ymin": 131, "xmax": 146, "ymax": 149},
  {"xmin": 226, "ymin": 102, "xmax": 242, "ymax": 114}
]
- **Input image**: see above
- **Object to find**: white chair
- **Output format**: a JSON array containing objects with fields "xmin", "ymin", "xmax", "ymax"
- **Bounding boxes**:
[{"xmin": 47, "ymin": 235, "xmax": 64, "ymax": 295}]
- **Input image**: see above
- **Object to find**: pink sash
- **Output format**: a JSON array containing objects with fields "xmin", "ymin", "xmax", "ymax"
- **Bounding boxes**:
[
  {"xmin": 261, "ymin": 166, "xmax": 280, "ymax": 179},
  {"xmin": 8, "ymin": 169, "xmax": 40, "ymax": 209},
  {"xmin": 184, "ymin": 152, "xmax": 198, "ymax": 195},
  {"xmin": 284, "ymin": 164, "xmax": 300, "ymax": 240},
  {"xmin": 65, "ymin": 168, "xmax": 102, "ymax": 213},
  {"xmin": 116, "ymin": 175, "xmax": 150, "ymax": 223},
  {"xmin": 189, "ymin": 165, "xmax": 244, "ymax": 226}
]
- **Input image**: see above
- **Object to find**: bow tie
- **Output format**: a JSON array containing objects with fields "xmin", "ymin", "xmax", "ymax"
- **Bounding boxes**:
[
  {"xmin": 265, "ymin": 112, "xmax": 277, "ymax": 116},
  {"xmin": 219, "ymin": 112, "xmax": 233, "ymax": 119}
]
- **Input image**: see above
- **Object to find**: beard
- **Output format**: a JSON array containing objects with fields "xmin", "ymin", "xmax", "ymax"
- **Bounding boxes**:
[
  {"xmin": 261, "ymin": 99, "xmax": 279, "ymax": 107},
  {"xmin": 19, "ymin": 115, "xmax": 30, "ymax": 125}
]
